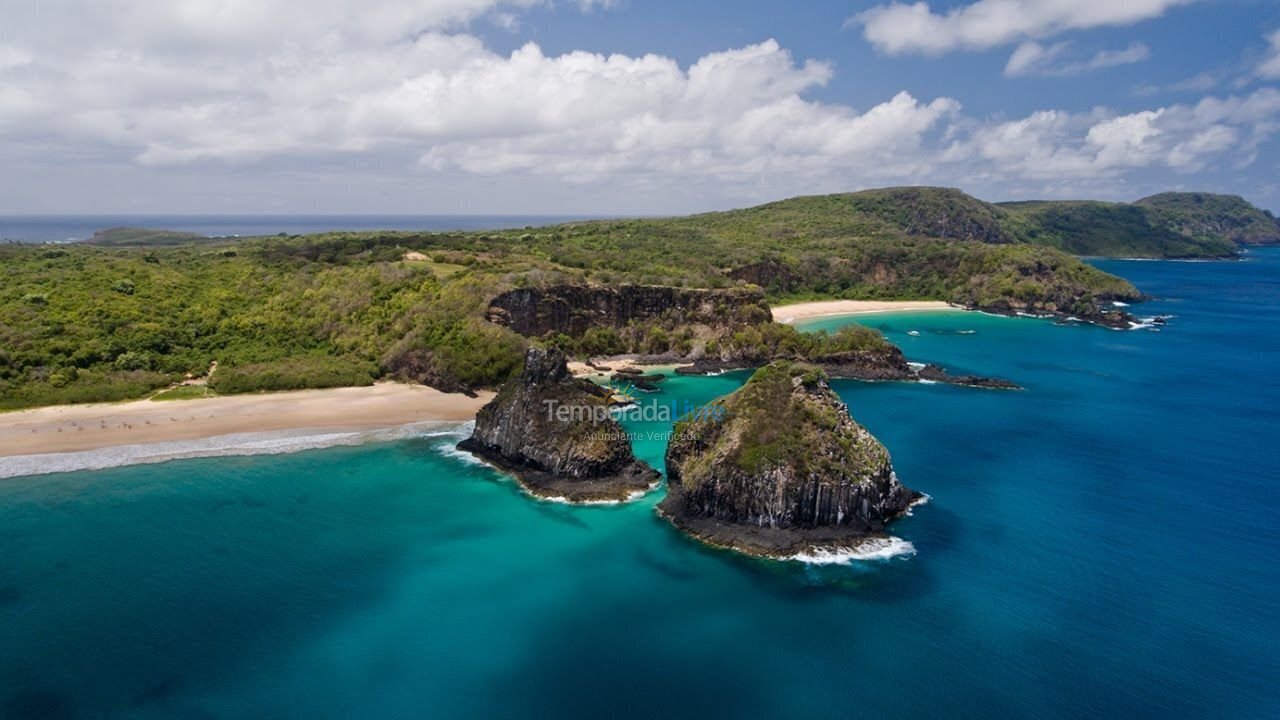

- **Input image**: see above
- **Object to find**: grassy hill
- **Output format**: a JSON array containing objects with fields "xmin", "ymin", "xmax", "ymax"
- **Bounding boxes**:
[
  {"xmin": 676, "ymin": 186, "xmax": 1268, "ymax": 258},
  {"xmin": 996, "ymin": 200, "xmax": 1238, "ymax": 258},
  {"xmin": 1136, "ymin": 192, "xmax": 1280, "ymax": 246}
]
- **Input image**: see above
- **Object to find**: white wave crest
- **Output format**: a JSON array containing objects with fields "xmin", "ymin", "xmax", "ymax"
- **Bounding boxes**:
[
  {"xmin": 904, "ymin": 493, "xmax": 931, "ymax": 516},
  {"xmin": 536, "ymin": 482, "xmax": 658, "ymax": 506},
  {"xmin": 787, "ymin": 536, "xmax": 917, "ymax": 564},
  {"xmin": 0, "ymin": 421, "xmax": 470, "ymax": 480}
]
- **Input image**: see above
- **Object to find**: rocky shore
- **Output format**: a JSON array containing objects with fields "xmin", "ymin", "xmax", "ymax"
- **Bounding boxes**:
[{"xmin": 673, "ymin": 348, "xmax": 1020, "ymax": 389}]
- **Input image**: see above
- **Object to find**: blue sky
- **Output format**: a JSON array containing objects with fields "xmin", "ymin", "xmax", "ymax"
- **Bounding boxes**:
[{"xmin": 2, "ymin": 0, "xmax": 1279, "ymax": 214}]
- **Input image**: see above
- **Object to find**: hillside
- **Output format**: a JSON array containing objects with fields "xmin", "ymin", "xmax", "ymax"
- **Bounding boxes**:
[
  {"xmin": 0, "ymin": 194, "xmax": 1140, "ymax": 410},
  {"xmin": 1136, "ymin": 192, "xmax": 1280, "ymax": 246},
  {"xmin": 997, "ymin": 200, "xmax": 1238, "ymax": 258},
  {"xmin": 682, "ymin": 186, "xmax": 1269, "ymax": 258}
]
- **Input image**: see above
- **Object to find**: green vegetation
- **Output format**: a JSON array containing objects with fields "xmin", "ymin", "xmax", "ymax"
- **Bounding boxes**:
[
  {"xmin": 998, "ymin": 200, "xmax": 1237, "ymax": 258},
  {"xmin": 672, "ymin": 361, "xmax": 888, "ymax": 487},
  {"xmin": 86, "ymin": 227, "xmax": 210, "ymax": 247},
  {"xmin": 0, "ymin": 187, "xmax": 1173, "ymax": 409},
  {"xmin": 1136, "ymin": 192, "xmax": 1280, "ymax": 246}
]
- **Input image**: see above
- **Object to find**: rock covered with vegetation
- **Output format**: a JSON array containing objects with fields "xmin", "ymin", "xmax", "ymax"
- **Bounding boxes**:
[
  {"xmin": 458, "ymin": 347, "xmax": 658, "ymax": 502},
  {"xmin": 659, "ymin": 362, "xmax": 920, "ymax": 557},
  {"xmin": 676, "ymin": 323, "xmax": 1020, "ymax": 388}
]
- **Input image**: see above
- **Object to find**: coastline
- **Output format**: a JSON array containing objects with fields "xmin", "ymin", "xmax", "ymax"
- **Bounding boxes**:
[
  {"xmin": 566, "ymin": 358, "xmax": 680, "ymax": 377},
  {"xmin": 0, "ymin": 382, "xmax": 494, "ymax": 462},
  {"xmin": 771, "ymin": 300, "xmax": 960, "ymax": 323}
]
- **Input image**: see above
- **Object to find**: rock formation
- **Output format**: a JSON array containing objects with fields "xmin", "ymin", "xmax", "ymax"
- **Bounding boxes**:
[
  {"xmin": 486, "ymin": 284, "xmax": 771, "ymax": 338},
  {"xmin": 659, "ymin": 362, "xmax": 921, "ymax": 557},
  {"xmin": 458, "ymin": 347, "xmax": 659, "ymax": 502},
  {"xmin": 676, "ymin": 344, "xmax": 1020, "ymax": 389}
]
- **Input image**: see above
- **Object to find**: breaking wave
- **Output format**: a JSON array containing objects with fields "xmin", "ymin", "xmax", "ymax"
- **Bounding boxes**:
[
  {"xmin": 0, "ymin": 421, "xmax": 471, "ymax": 480},
  {"xmin": 787, "ymin": 536, "xmax": 917, "ymax": 564}
]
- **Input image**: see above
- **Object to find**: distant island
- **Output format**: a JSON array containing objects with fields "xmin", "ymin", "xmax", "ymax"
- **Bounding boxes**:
[
  {"xmin": 0, "ymin": 186, "xmax": 1272, "ymax": 411},
  {"xmin": 87, "ymin": 227, "xmax": 210, "ymax": 247}
]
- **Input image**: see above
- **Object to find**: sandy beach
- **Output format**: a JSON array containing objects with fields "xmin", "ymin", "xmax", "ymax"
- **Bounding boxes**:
[
  {"xmin": 0, "ymin": 382, "xmax": 493, "ymax": 459},
  {"xmin": 566, "ymin": 358, "xmax": 678, "ymax": 377},
  {"xmin": 772, "ymin": 300, "xmax": 959, "ymax": 323}
]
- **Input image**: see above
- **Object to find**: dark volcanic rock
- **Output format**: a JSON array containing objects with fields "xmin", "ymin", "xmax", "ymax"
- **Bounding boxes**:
[
  {"xmin": 458, "ymin": 347, "xmax": 659, "ymax": 502},
  {"xmin": 675, "ymin": 347, "xmax": 1020, "ymax": 389},
  {"xmin": 659, "ymin": 362, "xmax": 920, "ymax": 558},
  {"xmin": 917, "ymin": 364, "xmax": 1019, "ymax": 389},
  {"xmin": 727, "ymin": 259, "xmax": 797, "ymax": 292},
  {"xmin": 810, "ymin": 347, "xmax": 915, "ymax": 381},
  {"xmin": 486, "ymin": 284, "xmax": 771, "ymax": 337}
]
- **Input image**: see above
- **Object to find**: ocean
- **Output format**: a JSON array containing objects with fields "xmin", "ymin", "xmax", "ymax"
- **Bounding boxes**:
[
  {"xmin": 1, "ymin": 250, "xmax": 1277, "ymax": 718},
  {"xmin": 0, "ymin": 215, "xmax": 603, "ymax": 244}
]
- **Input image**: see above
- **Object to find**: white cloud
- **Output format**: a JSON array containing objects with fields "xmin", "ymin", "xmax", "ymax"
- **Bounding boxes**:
[
  {"xmin": 0, "ymin": 1, "xmax": 963, "ymax": 188},
  {"xmin": 1259, "ymin": 29, "xmax": 1280, "ymax": 79},
  {"xmin": 1005, "ymin": 41, "xmax": 1150, "ymax": 77},
  {"xmin": 854, "ymin": 0, "xmax": 1193, "ymax": 56},
  {"xmin": 0, "ymin": 0, "xmax": 1276, "ymax": 212},
  {"xmin": 955, "ymin": 88, "xmax": 1280, "ymax": 178}
]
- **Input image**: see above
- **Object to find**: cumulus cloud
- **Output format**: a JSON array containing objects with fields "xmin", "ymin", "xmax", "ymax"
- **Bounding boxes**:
[
  {"xmin": 952, "ymin": 88, "xmax": 1280, "ymax": 179},
  {"xmin": 0, "ymin": 0, "xmax": 1276, "ymax": 212},
  {"xmin": 1005, "ymin": 41, "xmax": 1150, "ymax": 77},
  {"xmin": 854, "ymin": 0, "xmax": 1193, "ymax": 56},
  {"xmin": 0, "ymin": 0, "xmax": 963, "ymax": 187}
]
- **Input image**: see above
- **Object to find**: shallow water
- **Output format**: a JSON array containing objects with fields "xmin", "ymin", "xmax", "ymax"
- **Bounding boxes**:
[{"xmin": 1, "ymin": 250, "xmax": 1278, "ymax": 718}]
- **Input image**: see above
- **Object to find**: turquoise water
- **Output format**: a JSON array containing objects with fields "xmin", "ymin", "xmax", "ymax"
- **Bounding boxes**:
[{"xmin": 2, "ymin": 251, "xmax": 1279, "ymax": 718}]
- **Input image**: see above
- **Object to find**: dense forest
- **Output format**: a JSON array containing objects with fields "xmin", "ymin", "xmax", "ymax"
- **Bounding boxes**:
[{"xmin": 3, "ymin": 185, "xmax": 1266, "ymax": 410}]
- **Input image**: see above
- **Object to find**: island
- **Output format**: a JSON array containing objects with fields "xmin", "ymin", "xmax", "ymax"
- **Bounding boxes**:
[
  {"xmin": 457, "ymin": 347, "xmax": 660, "ymax": 503},
  {"xmin": 658, "ymin": 361, "xmax": 921, "ymax": 559}
]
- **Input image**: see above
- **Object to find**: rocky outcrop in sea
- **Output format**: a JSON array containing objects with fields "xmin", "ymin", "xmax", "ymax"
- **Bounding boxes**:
[
  {"xmin": 458, "ymin": 347, "xmax": 659, "ymax": 502},
  {"xmin": 659, "ymin": 362, "xmax": 921, "ymax": 557}
]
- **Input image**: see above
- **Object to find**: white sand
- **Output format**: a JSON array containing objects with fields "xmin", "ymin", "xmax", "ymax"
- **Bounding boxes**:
[
  {"xmin": 772, "ymin": 300, "xmax": 959, "ymax": 323},
  {"xmin": 0, "ymin": 382, "xmax": 493, "ymax": 458}
]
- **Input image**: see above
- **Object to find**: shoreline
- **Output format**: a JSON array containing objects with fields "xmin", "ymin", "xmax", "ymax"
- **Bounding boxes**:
[
  {"xmin": 566, "ymin": 358, "xmax": 680, "ymax": 377},
  {"xmin": 0, "ymin": 382, "xmax": 494, "ymax": 462},
  {"xmin": 771, "ymin": 300, "xmax": 960, "ymax": 324}
]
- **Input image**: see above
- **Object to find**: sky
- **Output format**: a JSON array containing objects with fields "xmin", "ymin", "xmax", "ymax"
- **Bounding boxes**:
[{"xmin": 1, "ymin": 0, "xmax": 1279, "ymax": 215}]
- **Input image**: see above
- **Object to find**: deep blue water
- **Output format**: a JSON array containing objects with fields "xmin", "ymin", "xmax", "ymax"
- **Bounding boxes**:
[
  {"xmin": 0, "ymin": 251, "xmax": 1278, "ymax": 719},
  {"xmin": 0, "ymin": 215, "xmax": 602, "ymax": 244}
]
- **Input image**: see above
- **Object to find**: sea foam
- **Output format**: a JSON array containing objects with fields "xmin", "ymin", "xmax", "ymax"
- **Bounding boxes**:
[
  {"xmin": 0, "ymin": 421, "xmax": 471, "ymax": 480},
  {"xmin": 787, "ymin": 536, "xmax": 917, "ymax": 564}
]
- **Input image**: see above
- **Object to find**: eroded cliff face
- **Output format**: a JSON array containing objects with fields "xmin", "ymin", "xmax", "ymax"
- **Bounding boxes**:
[
  {"xmin": 659, "ymin": 362, "xmax": 920, "ymax": 557},
  {"xmin": 486, "ymin": 284, "xmax": 772, "ymax": 338},
  {"xmin": 458, "ymin": 347, "xmax": 658, "ymax": 502}
]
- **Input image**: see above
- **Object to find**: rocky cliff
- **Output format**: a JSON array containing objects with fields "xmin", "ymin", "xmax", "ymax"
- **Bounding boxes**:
[
  {"xmin": 486, "ymin": 284, "xmax": 772, "ymax": 338},
  {"xmin": 659, "ymin": 362, "xmax": 921, "ymax": 557},
  {"xmin": 458, "ymin": 347, "xmax": 659, "ymax": 502}
]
